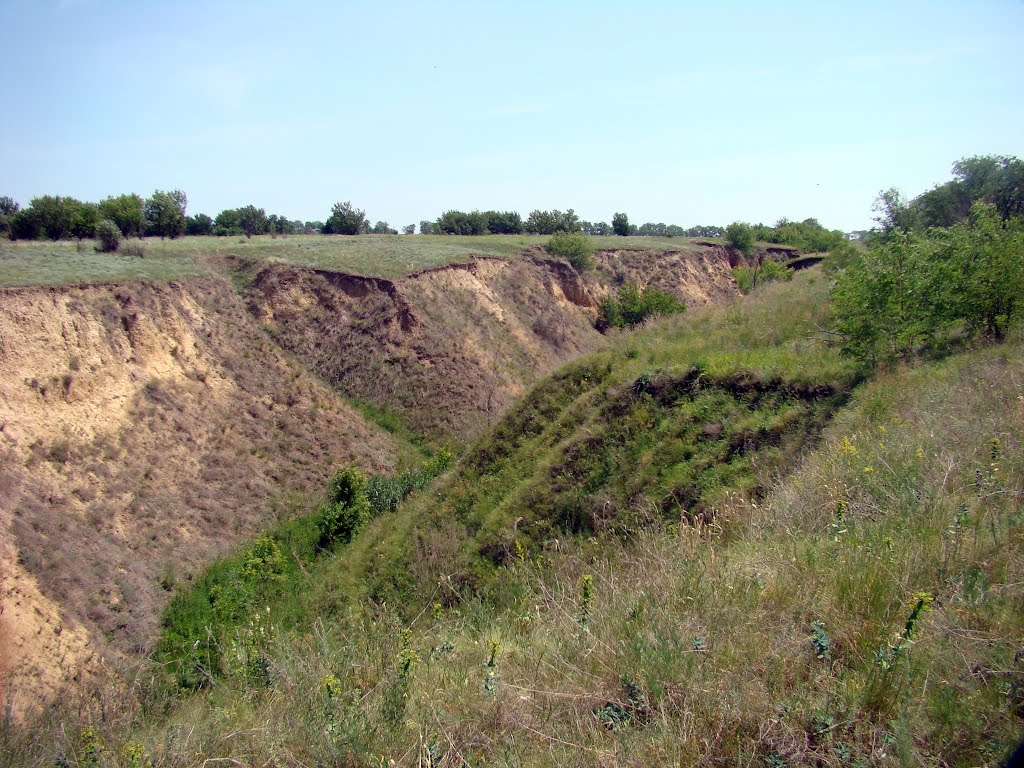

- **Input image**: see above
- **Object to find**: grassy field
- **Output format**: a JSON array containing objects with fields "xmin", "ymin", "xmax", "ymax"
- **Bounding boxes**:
[{"xmin": 0, "ymin": 234, "xmax": 714, "ymax": 287}]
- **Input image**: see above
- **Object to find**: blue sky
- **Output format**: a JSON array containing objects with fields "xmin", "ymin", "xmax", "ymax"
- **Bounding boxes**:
[{"xmin": 1, "ymin": 0, "xmax": 1022, "ymax": 231}]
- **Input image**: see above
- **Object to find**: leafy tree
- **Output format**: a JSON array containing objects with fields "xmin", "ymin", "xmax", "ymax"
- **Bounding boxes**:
[
  {"xmin": 435, "ymin": 210, "xmax": 488, "ymax": 235},
  {"xmin": 612, "ymin": 212, "xmax": 630, "ymax": 236},
  {"xmin": 945, "ymin": 203, "xmax": 1024, "ymax": 340},
  {"xmin": 484, "ymin": 210, "xmax": 523, "ymax": 234},
  {"xmin": 145, "ymin": 189, "xmax": 187, "ymax": 239},
  {"xmin": 371, "ymin": 220, "xmax": 397, "ymax": 234},
  {"xmin": 95, "ymin": 218, "xmax": 122, "ymax": 252},
  {"xmin": 546, "ymin": 230, "xmax": 594, "ymax": 271},
  {"xmin": 238, "ymin": 205, "xmax": 268, "ymax": 238},
  {"xmin": 725, "ymin": 222, "xmax": 755, "ymax": 255},
  {"xmin": 214, "ymin": 208, "xmax": 242, "ymax": 236},
  {"xmin": 26, "ymin": 195, "xmax": 81, "ymax": 240},
  {"xmin": 99, "ymin": 194, "xmax": 145, "ymax": 238},
  {"xmin": 70, "ymin": 202, "xmax": 100, "ymax": 240},
  {"xmin": 732, "ymin": 260, "xmax": 794, "ymax": 294},
  {"xmin": 304, "ymin": 220, "xmax": 324, "ymax": 234},
  {"xmin": 832, "ymin": 232, "xmax": 943, "ymax": 364},
  {"xmin": 526, "ymin": 209, "xmax": 580, "ymax": 235},
  {"xmin": 186, "ymin": 213, "xmax": 214, "ymax": 236},
  {"xmin": 324, "ymin": 201, "xmax": 369, "ymax": 235},
  {"xmin": 10, "ymin": 207, "xmax": 42, "ymax": 240},
  {"xmin": 403, "ymin": 224, "xmax": 416, "ymax": 235},
  {"xmin": 0, "ymin": 196, "xmax": 17, "ymax": 236},
  {"xmin": 419, "ymin": 220, "xmax": 434, "ymax": 235}
]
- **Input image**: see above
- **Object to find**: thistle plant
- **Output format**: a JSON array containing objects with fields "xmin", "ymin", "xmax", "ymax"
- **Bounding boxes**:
[{"xmin": 484, "ymin": 638, "xmax": 500, "ymax": 696}]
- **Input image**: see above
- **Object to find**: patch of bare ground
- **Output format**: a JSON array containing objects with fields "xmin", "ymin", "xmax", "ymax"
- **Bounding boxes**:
[
  {"xmin": 0, "ymin": 277, "xmax": 402, "ymax": 716},
  {"xmin": 249, "ymin": 245, "xmax": 741, "ymax": 442}
]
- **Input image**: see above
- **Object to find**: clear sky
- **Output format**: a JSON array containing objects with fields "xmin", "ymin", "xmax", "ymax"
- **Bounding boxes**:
[{"xmin": 2, "ymin": 0, "xmax": 1022, "ymax": 231}]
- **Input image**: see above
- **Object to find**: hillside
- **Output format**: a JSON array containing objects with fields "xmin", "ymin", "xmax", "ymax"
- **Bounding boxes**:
[
  {"xmin": 152, "ymin": 271, "xmax": 1019, "ymax": 766},
  {"xmin": 0, "ymin": 276, "xmax": 411, "ymax": 712},
  {"xmin": 4, "ymin": 266, "xmax": 1023, "ymax": 766},
  {"xmin": 247, "ymin": 246, "xmax": 738, "ymax": 441},
  {"xmin": 0, "ymin": 238, "xmax": 744, "ymax": 718}
]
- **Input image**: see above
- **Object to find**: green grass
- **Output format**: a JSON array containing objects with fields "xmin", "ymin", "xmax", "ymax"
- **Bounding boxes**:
[
  {"xmin": 0, "ymin": 234, "xmax": 712, "ymax": 287},
  {"xmin": 0, "ymin": 239, "xmax": 209, "ymax": 287}
]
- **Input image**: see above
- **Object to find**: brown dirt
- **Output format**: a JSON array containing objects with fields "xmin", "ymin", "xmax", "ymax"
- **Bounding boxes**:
[
  {"xmin": 249, "ymin": 245, "xmax": 741, "ymax": 442},
  {"xmin": 0, "ymin": 276, "xmax": 401, "ymax": 717}
]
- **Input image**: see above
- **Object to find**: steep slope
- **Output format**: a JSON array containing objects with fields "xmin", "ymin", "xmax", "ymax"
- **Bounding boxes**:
[
  {"xmin": 0, "ymin": 277, "xmax": 406, "ymax": 713},
  {"xmin": 91, "ymin": 269, "xmax": 1021, "ymax": 768},
  {"xmin": 248, "ymin": 246, "xmax": 740, "ymax": 442}
]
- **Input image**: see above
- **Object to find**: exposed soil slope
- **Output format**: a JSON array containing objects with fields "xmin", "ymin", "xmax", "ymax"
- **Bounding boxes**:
[
  {"xmin": 249, "ymin": 246, "xmax": 740, "ymax": 441},
  {"xmin": 0, "ymin": 277, "xmax": 402, "ymax": 713}
]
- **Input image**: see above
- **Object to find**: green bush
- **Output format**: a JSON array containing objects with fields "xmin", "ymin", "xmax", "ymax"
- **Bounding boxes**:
[
  {"xmin": 831, "ymin": 203, "xmax": 1024, "ymax": 364},
  {"xmin": 546, "ymin": 230, "xmax": 594, "ymax": 271},
  {"xmin": 317, "ymin": 466, "xmax": 372, "ymax": 549},
  {"xmin": 597, "ymin": 282, "xmax": 685, "ymax": 331},
  {"xmin": 725, "ymin": 221, "xmax": 756, "ymax": 255},
  {"xmin": 94, "ymin": 218, "xmax": 122, "ymax": 253},
  {"xmin": 732, "ymin": 260, "xmax": 794, "ymax": 294}
]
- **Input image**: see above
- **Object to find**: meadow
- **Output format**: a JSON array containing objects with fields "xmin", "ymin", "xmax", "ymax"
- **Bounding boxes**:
[{"xmin": 0, "ymin": 234, "xmax": 712, "ymax": 287}]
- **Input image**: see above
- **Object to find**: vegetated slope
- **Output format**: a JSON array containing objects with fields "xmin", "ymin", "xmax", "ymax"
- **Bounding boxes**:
[
  {"xmin": 12, "ymin": 267, "xmax": 1022, "ymax": 767},
  {"xmin": 104, "ymin": 269, "xmax": 1020, "ymax": 768},
  {"xmin": 0, "ymin": 276, "xmax": 409, "ymax": 714},
  {"xmin": 331, "ymin": 269, "xmax": 860, "ymax": 609},
  {"xmin": 248, "ymin": 245, "xmax": 741, "ymax": 442}
]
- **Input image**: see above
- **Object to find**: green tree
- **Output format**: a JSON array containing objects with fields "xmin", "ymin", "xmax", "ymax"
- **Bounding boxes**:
[
  {"xmin": 526, "ymin": 209, "xmax": 580, "ymax": 234},
  {"xmin": 947, "ymin": 203, "xmax": 1024, "ymax": 339},
  {"xmin": 70, "ymin": 202, "xmax": 100, "ymax": 240},
  {"xmin": 725, "ymin": 221, "xmax": 755, "ymax": 255},
  {"xmin": 371, "ymin": 220, "xmax": 397, "ymax": 234},
  {"xmin": 831, "ymin": 232, "xmax": 938, "ymax": 364},
  {"xmin": 186, "ymin": 213, "xmax": 214, "ymax": 236},
  {"xmin": 324, "ymin": 201, "xmax": 369, "ymax": 235},
  {"xmin": 214, "ymin": 208, "xmax": 242, "ymax": 235},
  {"xmin": 237, "ymin": 205, "xmax": 268, "ymax": 238},
  {"xmin": 402, "ymin": 224, "xmax": 416, "ymax": 235},
  {"xmin": 419, "ymin": 220, "xmax": 434, "ymax": 235},
  {"xmin": 99, "ymin": 194, "xmax": 145, "ymax": 238},
  {"xmin": 485, "ymin": 210, "xmax": 523, "ymax": 234},
  {"xmin": 435, "ymin": 210, "xmax": 488, "ymax": 235},
  {"xmin": 26, "ymin": 195, "xmax": 81, "ymax": 240},
  {"xmin": 612, "ymin": 212, "xmax": 630, "ymax": 236},
  {"xmin": 145, "ymin": 189, "xmax": 187, "ymax": 239},
  {"xmin": 0, "ymin": 196, "xmax": 18, "ymax": 237},
  {"xmin": 872, "ymin": 188, "xmax": 917, "ymax": 235}
]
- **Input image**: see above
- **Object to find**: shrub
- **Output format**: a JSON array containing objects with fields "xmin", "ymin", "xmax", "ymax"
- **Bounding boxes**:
[
  {"xmin": 317, "ymin": 466, "xmax": 372, "ymax": 549},
  {"xmin": 732, "ymin": 260, "xmax": 794, "ymax": 294},
  {"xmin": 725, "ymin": 221, "xmax": 756, "ymax": 255},
  {"xmin": 546, "ymin": 230, "xmax": 594, "ymax": 271},
  {"xmin": 95, "ymin": 218, "xmax": 122, "ymax": 253},
  {"xmin": 596, "ymin": 282, "xmax": 685, "ymax": 331}
]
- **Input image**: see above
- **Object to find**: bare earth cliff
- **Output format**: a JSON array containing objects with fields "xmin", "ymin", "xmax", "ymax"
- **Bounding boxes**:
[{"xmin": 0, "ymin": 244, "xmax": 741, "ymax": 714}]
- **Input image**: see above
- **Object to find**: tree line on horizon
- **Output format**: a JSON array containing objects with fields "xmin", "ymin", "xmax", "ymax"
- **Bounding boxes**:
[{"xmin": 6, "ymin": 154, "xmax": 1016, "ymax": 248}]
